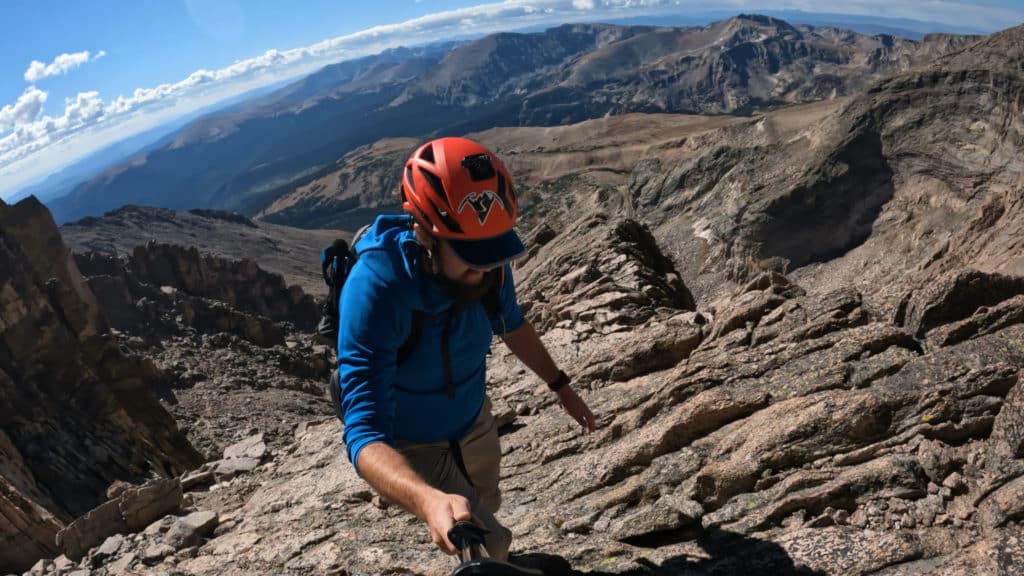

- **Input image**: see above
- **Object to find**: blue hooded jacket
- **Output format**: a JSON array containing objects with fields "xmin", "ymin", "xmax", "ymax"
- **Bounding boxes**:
[{"xmin": 337, "ymin": 214, "xmax": 526, "ymax": 474}]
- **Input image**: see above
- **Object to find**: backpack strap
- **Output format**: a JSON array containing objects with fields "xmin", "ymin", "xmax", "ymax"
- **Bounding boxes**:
[
  {"xmin": 318, "ymin": 225, "xmax": 377, "ymax": 343},
  {"xmin": 397, "ymin": 311, "xmax": 425, "ymax": 365},
  {"xmin": 350, "ymin": 223, "xmax": 373, "ymax": 254},
  {"xmin": 440, "ymin": 268, "xmax": 505, "ymax": 398},
  {"xmin": 393, "ymin": 266, "xmax": 509, "ymax": 399},
  {"xmin": 481, "ymin": 266, "xmax": 505, "ymax": 321},
  {"xmin": 318, "ymin": 238, "xmax": 352, "ymax": 340},
  {"xmin": 441, "ymin": 311, "xmax": 456, "ymax": 399},
  {"xmin": 321, "ymin": 238, "xmax": 349, "ymax": 287}
]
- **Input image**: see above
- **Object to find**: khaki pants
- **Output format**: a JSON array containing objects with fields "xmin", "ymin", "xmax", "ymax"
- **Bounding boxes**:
[{"xmin": 396, "ymin": 397, "xmax": 512, "ymax": 561}]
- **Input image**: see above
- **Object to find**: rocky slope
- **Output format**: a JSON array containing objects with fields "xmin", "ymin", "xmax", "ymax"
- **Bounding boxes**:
[
  {"xmin": 16, "ymin": 204, "xmax": 1024, "ymax": 576},
  {"xmin": 70, "ymin": 248, "xmax": 333, "ymax": 463},
  {"xmin": 255, "ymin": 138, "xmax": 416, "ymax": 230},
  {"xmin": 626, "ymin": 23, "xmax": 1024, "ymax": 311},
  {"xmin": 0, "ymin": 198, "xmax": 202, "ymax": 574},
  {"xmin": 60, "ymin": 206, "xmax": 342, "ymax": 294},
  {"xmin": 257, "ymin": 113, "xmax": 749, "ymax": 229},
  {"xmin": 48, "ymin": 15, "xmax": 978, "ymax": 224}
]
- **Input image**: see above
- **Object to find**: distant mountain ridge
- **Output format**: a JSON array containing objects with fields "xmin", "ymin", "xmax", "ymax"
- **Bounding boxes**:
[
  {"xmin": 48, "ymin": 15, "xmax": 982, "ymax": 225},
  {"xmin": 3, "ymin": 76, "xmax": 303, "ymax": 205}
]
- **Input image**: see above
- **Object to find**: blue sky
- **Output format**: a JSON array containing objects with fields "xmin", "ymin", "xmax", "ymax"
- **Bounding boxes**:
[{"xmin": 2, "ymin": 0, "xmax": 1023, "ymax": 199}]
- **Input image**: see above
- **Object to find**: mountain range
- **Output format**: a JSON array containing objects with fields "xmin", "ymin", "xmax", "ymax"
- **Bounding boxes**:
[{"xmin": 47, "ymin": 15, "xmax": 980, "ymax": 225}]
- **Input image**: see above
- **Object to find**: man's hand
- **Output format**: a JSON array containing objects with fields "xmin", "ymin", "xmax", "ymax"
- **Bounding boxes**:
[
  {"xmin": 419, "ymin": 489, "xmax": 474, "ymax": 555},
  {"xmin": 557, "ymin": 386, "xmax": 596, "ymax": 433},
  {"xmin": 357, "ymin": 443, "xmax": 476, "ymax": 555},
  {"xmin": 500, "ymin": 321, "xmax": 598, "ymax": 434}
]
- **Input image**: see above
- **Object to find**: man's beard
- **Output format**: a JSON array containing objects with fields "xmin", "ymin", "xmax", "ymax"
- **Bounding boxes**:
[{"xmin": 437, "ymin": 268, "xmax": 501, "ymax": 307}]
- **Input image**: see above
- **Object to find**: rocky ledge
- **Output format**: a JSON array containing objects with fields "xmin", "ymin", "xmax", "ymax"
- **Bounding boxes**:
[{"xmin": 7, "ymin": 209, "xmax": 1020, "ymax": 576}]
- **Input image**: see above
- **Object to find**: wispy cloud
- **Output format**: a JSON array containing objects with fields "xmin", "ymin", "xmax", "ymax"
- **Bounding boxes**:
[
  {"xmin": 2, "ymin": 0, "xmax": 1023, "ymax": 197},
  {"xmin": 23, "ymin": 50, "xmax": 106, "ymax": 83}
]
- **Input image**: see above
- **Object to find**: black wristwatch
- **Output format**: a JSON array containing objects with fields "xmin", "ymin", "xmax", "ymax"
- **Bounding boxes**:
[{"xmin": 547, "ymin": 370, "xmax": 571, "ymax": 392}]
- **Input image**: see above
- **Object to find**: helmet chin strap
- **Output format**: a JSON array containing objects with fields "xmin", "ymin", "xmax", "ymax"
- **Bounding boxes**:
[
  {"xmin": 428, "ymin": 236, "xmax": 445, "ymax": 277},
  {"xmin": 411, "ymin": 222, "xmax": 445, "ymax": 278},
  {"xmin": 423, "ymin": 235, "xmax": 459, "ymax": 289}
]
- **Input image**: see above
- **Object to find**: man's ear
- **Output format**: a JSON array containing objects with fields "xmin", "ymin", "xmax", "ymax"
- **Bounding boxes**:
[{"xmin": 412, "ymin": 222, "xmax": 431, "ymax": 251}]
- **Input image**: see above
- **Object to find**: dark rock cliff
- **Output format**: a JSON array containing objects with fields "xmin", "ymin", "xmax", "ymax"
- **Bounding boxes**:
[{"xmin": 0, "ymin": 198, "xmax": 202, "ymax": 574}]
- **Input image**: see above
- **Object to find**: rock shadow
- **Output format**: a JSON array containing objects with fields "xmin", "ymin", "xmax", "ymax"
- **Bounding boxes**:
[
  {"xmin": 511, "ymin": 527, "xmax": 824, "ymax": 576},
  {"xmin": 758, "ymin": 126, "xmax": 895, "ymax": 269}
]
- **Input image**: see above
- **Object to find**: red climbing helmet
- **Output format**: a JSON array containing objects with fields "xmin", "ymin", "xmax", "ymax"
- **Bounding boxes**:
[{"xmin": 402, "ymin": 137, "xmax": 525, "ymax": 269}]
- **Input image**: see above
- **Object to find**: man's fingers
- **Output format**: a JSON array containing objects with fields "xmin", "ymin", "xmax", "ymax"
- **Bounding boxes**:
[
  {"xmin": 434, "ymin": 520, "xmax": 458, "ymax": 555},
  {"xmin": 425, "ymin": 493, "xmax": 474, "ymax": 556},
  {"xmin": 582, "ymin": 416, "xmax": 595, "ymax": 433},
  {"xmin": 442, "ymin": 496, "xmax": 473, "ymax": 554},
  {"xmin": 451, "ymin": 496, "xmax": 473, "ymax": 521},
  {"xmin": 432, "ymin": 529, "xmax": 458, "ymax": 555},
  {"xmin": 566, "ymin": 400, "xmax": 596, "ymax": 432}
]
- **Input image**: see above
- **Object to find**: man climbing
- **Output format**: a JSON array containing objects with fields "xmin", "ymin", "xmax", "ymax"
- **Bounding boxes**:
[{"xmin": 335, "ymin": 137, "xmax": 597, "ymax": 562}]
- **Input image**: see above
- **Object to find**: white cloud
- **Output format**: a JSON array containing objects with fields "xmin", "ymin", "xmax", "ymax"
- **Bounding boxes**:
[
  {"xmin": 0, "ymin": 90, "xmax": 109, "ymax": 166},
  {"xmin": 63, "ymin": 92, "xmax": 106, "ymax": 127},
  {"xmin": 2, "ymin": 0, "xmax": 1023, "ymax": 197},
  {"xmin": 23, "ymin": 50, "xmax": 105, "ymax": 83},
  {"xmin": 0, "ymin": 87, "xmax": 48, "ymax": 132}
]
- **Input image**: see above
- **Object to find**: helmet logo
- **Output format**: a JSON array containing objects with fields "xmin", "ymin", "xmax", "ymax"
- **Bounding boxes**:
[{"xmin": 458, "ymin": 190, "xmax": 501, "ymax": 225}]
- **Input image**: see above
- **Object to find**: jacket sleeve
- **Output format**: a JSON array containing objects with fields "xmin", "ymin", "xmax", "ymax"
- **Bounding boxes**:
[
  {"xmin": 491, "ymin": 263, "xmax": 526, "ymax": 336},
  {"xmin": 336, "ymin": 256, "xmax": 410, "ymax": 475}
]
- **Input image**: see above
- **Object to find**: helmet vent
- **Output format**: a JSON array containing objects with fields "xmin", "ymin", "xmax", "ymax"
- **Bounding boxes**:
[
  {"xmin": 495, "ymin": 173, "xmax": 513, "ymax": 212},
  {"xmin": 418, "ymin": 167, "xmax": 449, "ymax": 208},
  {"xmin": 435, "ymin": 206, "xmax": 463, "ymax": 234},
  {"xmin": 404, "ymin": 166, "xmax": 416, "ymax": 196},
  {"xmin": 461, "ymin": 154, "xmax": 495, "ymax": 181},
  {"xmin": 421, "ymin": 144, "xmax": 436, "ymax": 164}
]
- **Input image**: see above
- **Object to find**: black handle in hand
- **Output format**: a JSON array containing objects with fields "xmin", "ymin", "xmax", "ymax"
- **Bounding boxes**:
[
  {"xmin": 447, "ymin": 520, "xmax": 489, "ymax": 552},
  {"xmin": 448, "ymin": 522, "xmax": 545, "ymax": 575}
]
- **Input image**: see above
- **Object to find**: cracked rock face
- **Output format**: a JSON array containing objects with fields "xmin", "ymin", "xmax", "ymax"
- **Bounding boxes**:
[
  {"xmin": 630, "ymin": 24, "xmax": 1024, "ymax": 313},
  {"xmin": 20, "ymin": 203, "xmax": 1022, "ymax": 576},
  {"xmin": 0, "ymin": 198, "xmax": 201, "ymax": 574}
]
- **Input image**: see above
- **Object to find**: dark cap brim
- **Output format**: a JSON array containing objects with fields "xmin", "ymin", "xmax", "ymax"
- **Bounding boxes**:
[{"xmin": 447, "ymin": 229, "xmax": 526, "ymax": 270}]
